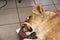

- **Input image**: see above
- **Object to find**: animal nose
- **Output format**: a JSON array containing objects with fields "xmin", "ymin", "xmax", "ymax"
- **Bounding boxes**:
[{"xmin": 27, "ymin": 27, "xmax": 33, "ymax": 32}]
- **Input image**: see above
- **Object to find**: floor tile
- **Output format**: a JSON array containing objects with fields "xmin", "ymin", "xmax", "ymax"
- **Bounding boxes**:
[
  {"xmin": 0, "ymin": 0, "xmax": 16, "ymax": 9},
  {"xmin": 0, "ymin": 23, "xmax": 20, "ymax": 40},
  {"xmin": 16, "ymin": 0, "xmax": 35, "ymax": 7},
  {"xmin": 18, "ymin": 7, "xmax": 33, "ymax": 22},
  {"xmin": 35, "ymin": 0, "xmax": 53, "ymax": 5},
  {"xmin": 53, "ymin": 0, "xmax": 60, "ymax": 4},
  {"xmin": 55, "ymin": 4, "xmax": 60, "ymax": 10},
  {"xmin": 0, "ymin": 9, "xmax": 19, "ymax": 25},
  {"xmin": 43, "ymin": 5, "xmax": 56, "ymax": 11}
]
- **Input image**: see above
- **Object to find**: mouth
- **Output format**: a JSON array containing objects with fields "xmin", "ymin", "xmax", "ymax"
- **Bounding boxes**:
[
  {"xmin": 16, "ymin": 26, "xmax": 38, "ymax": 39},
  {"xmin": 19, "ymin": 29, "xmax": 37, "ymax": 39}
]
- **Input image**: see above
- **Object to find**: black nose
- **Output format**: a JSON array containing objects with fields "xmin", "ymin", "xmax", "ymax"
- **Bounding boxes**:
[{"xmin": 28, "ymin": 27, "xmax": 32, "ymax": 32}]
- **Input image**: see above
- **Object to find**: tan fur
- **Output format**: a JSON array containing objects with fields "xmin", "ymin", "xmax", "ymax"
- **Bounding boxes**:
[{"xmin": 23, "ymin": 4, "xmax": 60, "ymax": 40}]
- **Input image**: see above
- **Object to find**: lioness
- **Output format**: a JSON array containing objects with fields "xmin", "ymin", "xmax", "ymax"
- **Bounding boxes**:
[{"xmin": 21, "ymin": 4, "xmax": 60, "ymax": 40}]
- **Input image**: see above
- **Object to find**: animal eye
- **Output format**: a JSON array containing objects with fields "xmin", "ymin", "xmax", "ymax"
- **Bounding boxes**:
[{"xmin": 25, "ymin": 16, "xmax": 32, "ymax": 22}]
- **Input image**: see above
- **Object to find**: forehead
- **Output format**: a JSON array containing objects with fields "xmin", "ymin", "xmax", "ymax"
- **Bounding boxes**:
[{"xmin": 31, "ymin": 11, "xmax": 56, "ymax": 20}]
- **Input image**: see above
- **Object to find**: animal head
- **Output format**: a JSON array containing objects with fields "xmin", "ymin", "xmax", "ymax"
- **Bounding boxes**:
[{"xmin": 22, "ymin": 4, "xmax": 56, "ymax": 32}]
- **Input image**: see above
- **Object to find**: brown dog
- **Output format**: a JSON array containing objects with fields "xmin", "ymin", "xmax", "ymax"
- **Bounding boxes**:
[{"xmin": 22, "ymin": 4, "xmax": 60, "ymax": 40}]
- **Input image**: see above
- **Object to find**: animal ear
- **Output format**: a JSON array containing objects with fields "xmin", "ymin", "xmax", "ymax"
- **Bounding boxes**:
[{"xmin": 32, "ymin": 4, "xmax": 44, "ymax": 14}]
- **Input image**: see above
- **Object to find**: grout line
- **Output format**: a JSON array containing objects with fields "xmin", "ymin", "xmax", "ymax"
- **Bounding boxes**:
[
  {"xmin": 0, "ymin": 4, "xmax": 56, "ymax": 10},
  {"xmin": 0, "ymin": 22, "xmax": 19, "ymax": 26},
  {"xmin": 51, "ymin": 0, "xmax": 57, "ymax": 10},
  {"xmin": 17, "ymin": 4, "xmax": 55, "ymax": 9},
  {"xmin": 0, "ymin": 8, "xmax": 16, "ymax": 10},
  {"xmin": 33, "ymin": 0, "xmax": 55, "ymax": 6},
  {"xmin": 0, "ymin": 8, "xmax": 17, "ymax": 10},
  {"xmin": 15, "ymin": 0, "xmax": 21, "ymax": 26},
  {"xmin": 0, "ymin": 6, "xmax": 33, "ymax": 10},
  {"xmin": 54, "ymin": 3, "xmax": 60, "ymax": 5},
  {"xmin": 33, "ymin": 0, "xmax": 36, "ymax": 5},
  {"xmin": 0, "ymin": 4, "xmax": 55, "ymax": 10},
  {"xmin": 17, "ymin": 6, "xmax": 33, "ymax": 8},
  {"xmin": 42, "ymin": 4, "xmax": 55, "ymax": 6}
]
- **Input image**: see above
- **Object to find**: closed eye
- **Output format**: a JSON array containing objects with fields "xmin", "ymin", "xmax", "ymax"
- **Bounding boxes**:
[{"xmin": 25, "ymin": 16, "xmax": 32, "ymax": 22}]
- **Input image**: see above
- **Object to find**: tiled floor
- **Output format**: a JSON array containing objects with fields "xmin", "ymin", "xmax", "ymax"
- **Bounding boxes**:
[{"xmin": 0, "ymin": 0, "xmax": 60, "ymax": 40}]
